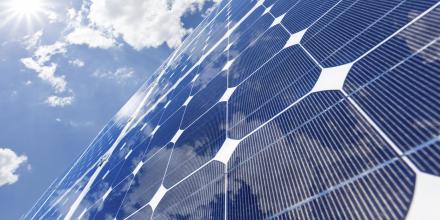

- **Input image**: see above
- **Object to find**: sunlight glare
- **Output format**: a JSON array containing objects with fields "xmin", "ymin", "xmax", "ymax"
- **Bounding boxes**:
[
  {"xmin": 0, "ymin": 0, "xmax": 50, "ymax": 30},
  {"xmin": 9, "ymin": 0, "xmax": 45, "ymax": 16}
]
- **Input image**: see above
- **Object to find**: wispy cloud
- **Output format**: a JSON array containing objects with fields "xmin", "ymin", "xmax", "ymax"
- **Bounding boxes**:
[
  {"xmin": 20, "ymin": 41, "xmax": 68, "ymax": 93},
  {"xmin": 20, "ymin": 36, "xmax": 75, "ymax": 107},
  {"xmin": 68, "ymin": 59, "xmax": 85, "ymax": 67},
  {"xmin": 22, "ymin": 30, "xmax": 43, "ymax": 50},
  {"xmin": 55, "ymin": 118, "xmax": 93, "ymax": 127},
  {"xmin": 93, "ymin": 67, "xmax": 135, "ymax": 83},
  {"xmin": 45, "ymin": 95, "xmax": 74, "ymax": 107},
  {"xmin": 21, "ymin": 58, "xmax": 67, "ymax": 93},
  {"xmin": 0, "ymin": 148, "xmax": 28, "ymax": 187}
]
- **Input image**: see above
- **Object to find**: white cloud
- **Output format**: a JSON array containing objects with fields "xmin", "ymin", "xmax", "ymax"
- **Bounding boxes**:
[
  {"xmin": 21, "ymin": 41, "xmax": 68, "ymax": 93},
  {"xmin": 21, "ymin": 58, "xmax": 67, "ymax": 93},
  {"xmin": 0, "ymin": 148, "xmax": 28, "ymax": 187},
  {"xmin": 93, "ymin": 67, "xmax": 135, "ymax": 82},
  {"xmin": 24, "ymin": 80, "xmax": 32, "ymax": 86},
  {"xmin": 45, "ymin": 95, "xmax": 74, "ymax": 107},
  {"xmin": 65, "ymin": 27, "xmax": 116, "ymax": 49},
  {"xmin": 33, "ymin": 42, "xmax": 67, "ymax": 64},
  {"xmin": 70, "ymin": 0, "xmax": 218, "ymax": 50},
  {"xmin": 20, "ymin": 34, "xmax": 76, "ymax": 107},
  {"xmin": 68, "ymin": 59, "xmax": 85, "ymax": 67},
  {"xmin": 54, "ymin": 118, "xmax": 93, "ymax": 127},
  {"xmin": 45, "ymin": 10, "xmax": 59, "ymax": 23},
  {"xmin": 23, "ymin": 30, "xmax": 43, "ymax": 50}
]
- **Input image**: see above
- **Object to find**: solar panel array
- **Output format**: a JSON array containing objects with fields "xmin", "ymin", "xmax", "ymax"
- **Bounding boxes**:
[{"xmin": 24, "ymin": 0, "xmax": 440, "ymax": 219}]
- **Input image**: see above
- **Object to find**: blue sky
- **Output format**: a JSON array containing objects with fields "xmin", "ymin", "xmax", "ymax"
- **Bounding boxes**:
[{"xmin": 0, "ymin": 0, "xmax": 217, "ymax": 218}]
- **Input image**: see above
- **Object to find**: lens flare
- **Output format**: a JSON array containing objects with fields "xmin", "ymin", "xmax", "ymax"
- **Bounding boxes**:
[{"xmin": 0, "ymin": 0, "xmax": 51, "ymax": 29}]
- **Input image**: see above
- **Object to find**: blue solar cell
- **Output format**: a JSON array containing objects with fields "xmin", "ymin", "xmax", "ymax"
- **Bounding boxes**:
[
  {"xmin": 204, "ymin": 8, "xmax": 230, "ymax": 51},
  {"xmin": 135, "ymin": 105, "xmax": 164, "ymax": 138},
  {"xmin": 73, "ymin": 162, "xmax": 125, "ymax": 218},
  {"xmin": 167, "ymin": 69, "xmax": 197, "ymax": 102},
  {"xmin": 109, "ymin": 142, "xmax": 151, "ymax": 187},
  {"xmin": 141, "ymin": 89, "xmax": 171, "ymax": 115},
  {"xmin": 102, "ymin": 134, "xmax": 148, "ymax": 173},
  {"xmin": 228, "ymin": 46, "xmax": 320, "ymax": 139},
  {"xmin": 160, "ymin": 84, "xmax": 192, "ymax": 124},
  {"xmin": 147, "ymin": 108, "xmax": 184, "ymax": 155},
  {"xmin": 191, "ymin": 41, "xmax": 229, "ymax": 94},
  {"xmin": 154, "ymin": 162, "xmax": 224, "ymax": 220},
  {"xmin": 189, "ymin": 35, "xmax": 214, "ymax": 64},
  {"xmin": 228, "ymin": 91, "xmax": 404, "ymax": 219},
  {"xmin": 226, "ymin": 179, "xmax": 265, "ymax": 219},
  {"xmin": 182, "ymin": 72, "xmax": 227, "ymax": 129},
  {"xmin": 344, "ymin": 6, "xmax": 440, "ymax": 175},
  {"xmin": 263, "ymin": 0, "xmax": 277, "ymax": 7},
  {"xmin": 197, "ymin": 38, "xmax": 228, "ymax": 68},
  {"xmin": 229, "ymin": 92, "xmax": 341, "ymax": 166},
  {"xmin": 282, "ymin": 0, "xmax": 340, "ymax": 35},
  {"xmin": 229, "ymin": 13, "xmax": 274, "ymax": 56},
  {"xmin": 44, "ymin": 208, "xmax": 61, "ymax": 219},
  {"xmin": 229, "ymin": 25, "xmax": 290, "ymax": 86},
  {"xmin": 302, "ymin": 0, "xmax": 438, "ymax": 67},
  {"xmin": 116, "ymin": 145, "xmax": 172, "ymax": 219},
  {"xmin": 228, "ymin": 6, "xmax": 265, "ymax": 46},
  {"xmin": 64, "ymin": 123, "xmax": 122, "ymax": 180},
  {"xmin": 125, "ymin": 206, "xmax": 152, "ymax": 220},
  {"xmin": 274, "ymin": 160, "xmax": 415, "ymax": 220},
  {"xmin": 32, "ymin": 166, "xmax": 97, "ymax": 220},
  {"xmin": 167, "ymin": 61, "xmax": 192, "ymax": 85},
  {"xmin": 229, "ymin": 0, "xmax": 258, "ymax": 24},
  {"xmin": 408, "ymin": 140, "xmax": 440, "ymax": 176},
  {"xmin": 87, "ymin": 175, "xmax": 134, "ymax": 220},
  {"xmin": 270, "ymin": 0, "xmax": 300, "ymax": 17},
  {"xmin": 164, "ymin": 103, "xmax": 226, "ymax": 188}
]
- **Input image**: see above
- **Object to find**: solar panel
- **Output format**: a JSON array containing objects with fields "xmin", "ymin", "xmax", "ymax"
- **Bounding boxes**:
[{"xmin": 24, "ymin": 0, "xmax": 440, "ymax": 219}]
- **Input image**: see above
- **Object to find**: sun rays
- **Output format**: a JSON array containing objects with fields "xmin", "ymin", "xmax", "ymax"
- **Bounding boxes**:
[{"xmin": 0, "ymin": 0, "xmax": 51, "ymax": 30}]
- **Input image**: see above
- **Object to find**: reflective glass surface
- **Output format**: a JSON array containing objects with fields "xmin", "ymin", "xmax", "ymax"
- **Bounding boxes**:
[{"xmin": 25, "ymin": 0, "xmax": 440, "ymax": 219}]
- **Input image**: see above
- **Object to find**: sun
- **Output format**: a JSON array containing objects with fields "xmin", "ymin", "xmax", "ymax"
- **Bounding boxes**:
[
  {"xmin": 8, "ymin": 0, "xmax": 45, "ymax": 16},
  {"xmin": 0, "ymin": 0, "xmax": 50, "ymax": 29}
]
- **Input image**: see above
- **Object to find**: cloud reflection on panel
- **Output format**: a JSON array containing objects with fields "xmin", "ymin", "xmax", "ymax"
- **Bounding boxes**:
[
  {"xmin": 227, "ymin": 91, "xmax": 415, "ymax": 219},
  {"xmin": 343, "ymin": 5, "xmax": 440, "ymax": 176}
]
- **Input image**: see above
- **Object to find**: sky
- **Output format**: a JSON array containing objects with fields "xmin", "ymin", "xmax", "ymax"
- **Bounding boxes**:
[{"xmin": 0, "ymin": 0, "xmax": 217, "ymax": 219}]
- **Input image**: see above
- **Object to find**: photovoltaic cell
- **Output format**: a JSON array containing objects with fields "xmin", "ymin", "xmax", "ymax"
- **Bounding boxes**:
[
  {"xmin": 154, "ymin": 162, "xmax": 224, "ymax": 220},
  {"xmin": 344, "ymin": 5, "xmax": 440, "ymax": 175},
  {"xmin": 25, "ymin": 0, "xmax": 440, "ymax": 220},
  {"xmin": 229, "ymin": 25, "xmax": 289, "ymax": 86},
  {"xmin": 227, "ymin": 91, "xmax": 405, "ymax": 219},
  {"xmin": 228, "ymin": 46, "xmax": 320, "ymax": 139},
  {"xmin": 270, "ymin": 0, "xmax": 300, "ymax": 17},
  {"xmin": 275, "ymin": 160, "xmax": 415, "ymax": 220},
  {"xmin": 302, "ymin": 0, "xmax": 439, "ymax": 67},
  {"xmin": 164, "ymin": 103, "xmax": 226, "ymax": 187},
  {"xmin": 182, "ymin": 72, "xmax": 227, "ymax": 129},
  {"xmin": 116, "ymin": 145, "xmax": 172, "ymax": 219},
  {"xmin": 282, "ymin": 0, "xmax": 340, "ymax": 34},
  {"xmin": 229, "ymin": 13, "xmax": 273, "ymax": 55}
]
